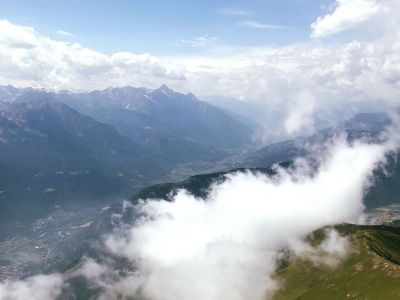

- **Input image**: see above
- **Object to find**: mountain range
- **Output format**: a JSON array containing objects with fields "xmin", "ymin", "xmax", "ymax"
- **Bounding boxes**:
[
  {"xmin": 0, "ymin": 84, "xmax": 397, "ymax": 237},
  {"xmin": 1, "ymin": 86, "xmax": 400, "ymax": 299},
  {"xmin": 0, "ymin": 85, "xmax": 256, "ymax": 237}
]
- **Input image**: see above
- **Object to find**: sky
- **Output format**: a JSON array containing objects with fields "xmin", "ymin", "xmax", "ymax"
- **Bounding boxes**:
[
  {"xmin": 0, "ymin": 0, "xmax": 328, "ymax": 55},
  {"xmin": 0, "ymin": 0, "xmax": 399, "ymax": 134}
]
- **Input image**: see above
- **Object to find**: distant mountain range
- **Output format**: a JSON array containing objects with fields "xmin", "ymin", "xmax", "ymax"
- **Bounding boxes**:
[
  {"xmin": 1, "ymin": 86, "xmax": 400, "ymax": 294},
  {"xmin": 0, "ymin": 84, "xmax": 256, "ymax": 151},
  {"xmin": 208, "ymin": 95, "xmax": 396, "ymax": 143},
  {"xmin": 0, "ymin": 85, "xmax": 256, "ymax": 236},
  {"xmin": 0, "ymin": 83, "xmax": 396, "ymax": 235},
  {"xmin": 0, "ymin": 99, "xmax": 154, "ymax": 233}
]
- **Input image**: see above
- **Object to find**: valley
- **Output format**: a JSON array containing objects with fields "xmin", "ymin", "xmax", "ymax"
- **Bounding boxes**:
[
  {"xmin": 1, "ymin": 85, "xmax": 400, "ymax": 299},
  {"xmin": 0, "ymin": 206, "xmax": 97, "ymax": 280}
]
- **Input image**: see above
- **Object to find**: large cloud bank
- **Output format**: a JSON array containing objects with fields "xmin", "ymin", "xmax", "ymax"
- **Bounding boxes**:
[
  {"xmin": 89, "ymin": 135, "xmax": 395, "ymax": 300},
  {"xmin": 0, "ymin": 135, "xmax": 397, "ymax": 299},
  {"xmin": 0, "ymin": 20, "xmax": 184, "ymax": 90}
]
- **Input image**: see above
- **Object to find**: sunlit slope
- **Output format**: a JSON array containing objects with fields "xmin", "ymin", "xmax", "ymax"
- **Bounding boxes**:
[{"xmin": 273, "ymin": 224, "xmax": 400, "ymax": 300}]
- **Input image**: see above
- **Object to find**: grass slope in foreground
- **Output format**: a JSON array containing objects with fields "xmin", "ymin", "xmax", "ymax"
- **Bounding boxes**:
[{"xmin": 273, "ymin": 224, "xmax": 400, "ymax": 300}]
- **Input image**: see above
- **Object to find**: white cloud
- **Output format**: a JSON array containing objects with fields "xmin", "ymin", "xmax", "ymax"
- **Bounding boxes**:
[
  {"xmin": 72, "ymin": 257, "xmax": 108, "ymax": 281},
  {"xmin": 179, "ymin": 35, "xmax": 220, "ymax": 48},
  {"xmin": 311, "ymin": 0, "xmax": 388, "ymax": 38},
  {"xmin": 174, "ymin": 33, "xmax": 400, "ymax": 137},
  {"xmin": 292, "ymin": 228, "xmax": 350, "ymax": 267},
  {"xmin": 98, "ymin": 136, "xmax": 397, "ymax": 300},
  {"xmin": 56, "ymin": 30, "xmax": 74, "ymax": 38},
  {"xmin": 284, "ymin": 90, "xmax": 316, "ymax": 134},
  {"xmin": 218, "ymin": 8, "xmax": 252, "ymax": 16},
  {"xmin": 239, "ymin": 20, "xmax": 283, "ymax": 30},
  {"xmin": 0, "ymin": 20, "xmax": 185, "ymax": 91},
  {"xmin": 318, "ymin": 229, "xmax": 349, "ymax": 259},
  {"xmin": 0, "ymin": 274, "xmax": 63, "ymax": 300}
]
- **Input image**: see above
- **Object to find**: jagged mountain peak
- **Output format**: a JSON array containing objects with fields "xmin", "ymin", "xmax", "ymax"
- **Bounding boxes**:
[
  {"xmin": 0, "ymin": 85, "xmax": 256, "ymax": 151},
  {"xmin": 152, "ymin": 84, "xmax": 175, "ymax": 96}
]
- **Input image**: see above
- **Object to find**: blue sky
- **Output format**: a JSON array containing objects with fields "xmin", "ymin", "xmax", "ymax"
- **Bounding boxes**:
[{"xmin": 0, "ymin": 0, "xmax": 330, "ymax": 55}]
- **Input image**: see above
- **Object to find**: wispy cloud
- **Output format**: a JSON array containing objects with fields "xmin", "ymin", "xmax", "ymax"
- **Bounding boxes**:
[
  {"xmin": 219, "ymin": 8, "xmax": 252, "ymax": 16},
  {"xmin": 239, "ymin": 20, "xmax": 284, "ymax": 30},
  {"xmin": 179, "ymin": 35, "xmax": 220, "ymax": 48},
  {"xmin": 56, "ymin": 30, "xmax": 74, "ymax": 38}
]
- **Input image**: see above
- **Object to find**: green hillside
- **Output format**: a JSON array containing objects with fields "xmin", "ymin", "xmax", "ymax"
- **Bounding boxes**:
[{"xmin": 273, "ymin": 224, "xmax": 400, "ymax": 300}]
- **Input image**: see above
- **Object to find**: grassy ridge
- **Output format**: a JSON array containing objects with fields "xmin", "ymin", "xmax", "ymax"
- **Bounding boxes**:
[{"xmin": 273, "ymin": 224, "xmax": 400, "ymax": 300}]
